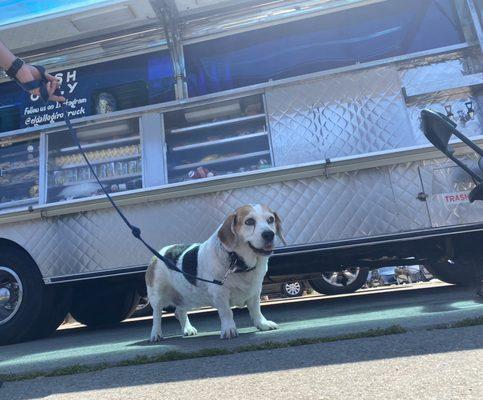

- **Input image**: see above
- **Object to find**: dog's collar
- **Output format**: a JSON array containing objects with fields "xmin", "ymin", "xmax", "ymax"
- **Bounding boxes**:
[{"xmin": 228, "ymin": 251, "xmax": 256, "ymax": 273}]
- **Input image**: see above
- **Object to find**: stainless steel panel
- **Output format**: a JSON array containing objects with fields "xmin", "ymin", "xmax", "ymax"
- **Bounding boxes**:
[
  {"xmin": 407, "ymin": 90, "xmax": 482, "ymax": 145},
  {"xmin": 0, "ymin": 31, "xmax": 168, "ymax": 84},
  {"xmin": 401, "ymin": 56, "xmax": 482, "ymax": 145},
  {"xmin": 0, "ymin": 158, "xmax": 430, "ymax": 279},
  {"xmin": 265, "ymin": 67, "xmax": 415, "ymax": 166},
  {"xmin": 420, "ymin": 156, "xmax": 483, "ymax": 227},
  {"xmin": 182, "ymin": 0, "xmax": 380, "ymax": 41},
  {"xmin": 400, "ymin": 59, "xmax": 471, "ymax": 94},
  {"xmin": 467, "ymin": 0, "xmax": 483, "ymax": 51},
  {"xmin": 140, "ymin": 113, "xmax": 166, "ymax": 187},
  {"xmin": 389, "ymin": 162, "xmax": 431, "ymax": 230}
]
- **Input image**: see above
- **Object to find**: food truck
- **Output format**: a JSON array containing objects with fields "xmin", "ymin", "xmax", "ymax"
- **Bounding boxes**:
[{"xmin": 0, "ymin": 0, "xmax": 482, "ymax": 344}]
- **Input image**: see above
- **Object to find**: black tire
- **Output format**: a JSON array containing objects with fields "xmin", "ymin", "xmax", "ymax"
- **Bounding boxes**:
[
  {"xmin": 424, "ymin": 258, "xmax": 482, "ymax": 287},
  {"xmin": 70, "ymin": 283, "xmax": 140, "ymax": 327},
  {"xmin": 0, "ymin": 247, "xmax": 51, "ymax": 345},
  {"xmin": 23, "ymin": 285, "xmax": 72, "ymax": 340},
  {"xmin": 309, "ymin": 268, "xmax": 369, "ymax": 295},
  {"xmin": 281, "ymin": 281, "xmax": 305, "ymax": 297}
]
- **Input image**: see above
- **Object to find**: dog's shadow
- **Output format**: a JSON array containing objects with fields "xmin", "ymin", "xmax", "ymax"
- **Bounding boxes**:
[{"xmin": 129, "ymin": 328, "xmax": 262, "ymax": 347}]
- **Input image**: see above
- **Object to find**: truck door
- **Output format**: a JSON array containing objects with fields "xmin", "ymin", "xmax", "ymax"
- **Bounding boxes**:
[{"xmin": 419, "ymin": 160, "xmax": 483, "ymax": 227}]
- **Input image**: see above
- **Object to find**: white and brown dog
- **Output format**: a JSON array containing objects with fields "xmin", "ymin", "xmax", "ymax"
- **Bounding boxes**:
[{"xmin": 145, "ymin": 204, "xmax": 286, "ymax": 341}]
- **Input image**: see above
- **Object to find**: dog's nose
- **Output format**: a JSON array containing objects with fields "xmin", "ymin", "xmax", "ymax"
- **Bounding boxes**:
[{"xmin": 262, "ymin": 230, "xmax": 275, "ymax": 242}]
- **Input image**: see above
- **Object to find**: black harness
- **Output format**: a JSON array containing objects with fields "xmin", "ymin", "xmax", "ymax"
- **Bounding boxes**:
[
  {"xmin": 175, "ymin": 246, "xmax": 255, "ymax": 286},
  {"xmin": 228, "ymin": 251, "xmax": 256, "ymax": 273}
]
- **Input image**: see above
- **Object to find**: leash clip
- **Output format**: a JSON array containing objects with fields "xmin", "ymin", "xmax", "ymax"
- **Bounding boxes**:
[{"xmin": 221, "ymin": 264, "xmax": 237, "ymax": 284}]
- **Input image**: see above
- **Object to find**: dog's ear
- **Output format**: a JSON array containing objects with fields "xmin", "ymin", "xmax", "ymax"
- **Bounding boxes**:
[
  {"xmin": 218, "ymin": 213, "xmax": 237, "ymax": 250},
  {"xmin": 273, "ymin": 212, "xmax": 287, "ymax": 246}
]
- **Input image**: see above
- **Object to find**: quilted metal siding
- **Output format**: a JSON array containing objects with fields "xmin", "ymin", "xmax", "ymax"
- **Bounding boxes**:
[
  {"xmin": 0, "ymin": 161, "xmax": 429, "ymax": 279},
  {"xmin": 265, "ymin": 67, "xmax": 415, "ymax": 166},
  {"xmin": 1, "ymin": 55, "xmax": 482, "ymax": 280},
  {"xmin": 419, "ymin": 156, "xmax": 483, "ymax": 227}
]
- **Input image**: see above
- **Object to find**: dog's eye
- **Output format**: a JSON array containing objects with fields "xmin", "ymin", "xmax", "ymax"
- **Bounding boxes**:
[
  {"xmin": 267, "ymin": 216, "xmax": 275, "ymax": 224},
  {"xmin": 245, "ymin": 218, "xmax": 255, "ymax": 226}
]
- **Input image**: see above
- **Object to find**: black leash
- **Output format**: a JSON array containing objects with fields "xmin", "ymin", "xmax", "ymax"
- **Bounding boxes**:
[
  {"xmin": 5, "ymin": 57, "xmax": 227, "ymax": 285},
  {"xmin": 60, "ymin": 103, "xmax": 224, "ymax": 286}
]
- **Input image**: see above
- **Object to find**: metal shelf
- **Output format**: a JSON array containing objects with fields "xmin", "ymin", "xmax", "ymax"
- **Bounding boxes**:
[
  {"xmin": 0, "ymin": 163, "xmax": 39, "ymax": 174},
  {"xmin": 52, "ymin": 154, "xmax": 140, "ymax": 171},
  {"xmin": 169, "ymin": 114, "xmax": 265, "ymax": 134},
  {"xmin": 402, "ymin": 73, "xmax": 483, "ymax": 101},
  {"xmin": 0, "ymin": 150, "xmax": 39, "ymax": 160},
  {"xmin": 171, "ymin": 150, "xmax": 270, "ymax": 171},
  {"xmin": 0, "ymin": 178, "xmax": 37, "ymax": 188},
  {"xmin": 49, "ymin": 173, "xmax": 142, "ymax": 189},
  {"xmin": 57, "ymin": 136, "xmax": 140, "ymax": 154},
  {"xmin": 171, "ymin": 131, "xmax": 268, "ymax": 152},
  {"xmin": 0, "ymin": 197, "xmax": 38, "ymax": 210}
]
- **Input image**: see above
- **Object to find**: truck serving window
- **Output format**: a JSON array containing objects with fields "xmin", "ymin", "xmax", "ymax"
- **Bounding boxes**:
[
  {"xmin": 185, "ymin": 0, "xmax": 465, "ymax": 96},
  {"xmin": 0, "ymin": 135, "xmax": 40, "ymax": 210},
  {"xmin": 163, "ymin": 94, "xmax": 272, "ymax": 184},
  {"xmin": 46, "ymin": 118, "xmax": 142, "ymax": 203}
]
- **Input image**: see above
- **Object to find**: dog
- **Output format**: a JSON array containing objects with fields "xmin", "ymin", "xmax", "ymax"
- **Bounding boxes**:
[{"xmin": 145, "ymin": 204, "xmax": 286, "ymax": 341}]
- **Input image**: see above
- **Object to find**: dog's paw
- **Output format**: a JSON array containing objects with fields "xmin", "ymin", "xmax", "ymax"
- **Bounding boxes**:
[
  {"xmin": 220, "ymin": 325, "xmax": 239, "ymax": 339},
  {"xmin": 150, "ymin": 330, "xmax": 164, "ymax": 342},
  {"xmin": 183, "ymin": 326, "xmax": 198, "ymax": 336},
  {"xmin": 256, "ymin": 320, "xmax": 279, "ymax": 331}
]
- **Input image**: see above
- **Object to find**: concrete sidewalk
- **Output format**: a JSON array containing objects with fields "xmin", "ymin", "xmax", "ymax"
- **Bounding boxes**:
[
  {"xmin": 1, "ymin": 283, "xmax": 482, "ymax": 378},
  {"xmin": 2, "ymin": 324, "xmax": 483, "ymax": 400}
]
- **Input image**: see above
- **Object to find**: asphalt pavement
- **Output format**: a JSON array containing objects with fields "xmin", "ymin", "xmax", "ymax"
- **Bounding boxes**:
[
  {"xmin": 2, "ymin": 323, "xmax": 482, "ymax": 399},
  {"xmin": 1, "ymin": 282, "xmax": 483, "ymax": 380}
]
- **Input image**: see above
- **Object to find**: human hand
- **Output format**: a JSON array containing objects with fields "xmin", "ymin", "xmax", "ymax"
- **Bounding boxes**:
[{"xmin": 16, "ymin": 64, "xmax": 66, "ymax": 102}]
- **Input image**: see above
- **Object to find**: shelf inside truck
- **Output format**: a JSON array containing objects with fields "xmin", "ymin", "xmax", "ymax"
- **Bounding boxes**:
[
  {"xmin": 164, "ymin": 94, "xmax": 272, "ymax": 183},
  {"xmin": 0, "ymin": 135, "xmax": 40, "ymax": 208},
  {"xmin": 46, "ymin": 118, "xmax": 143, "ymax": 202}
]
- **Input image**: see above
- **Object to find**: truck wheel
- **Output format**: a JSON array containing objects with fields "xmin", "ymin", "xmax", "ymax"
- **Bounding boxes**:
[
  {"xmin": 281, "ymin": 281, "xmax": 305, "ymax": 297},
  {"xmin": 23, "ymin": 285, "xmax": 72, "ymax": 340},
  {"xmin": 308, "ymin": 267, "xmax": 369, "ymax": 295},
  {"xmin": 70, "ymin": 284, "xmax": 140, "ymax": 327},
  {"xmin": 0, "ymin": 247, "xmax": 50, "ymax": 345},
  {"xmin": 424, "ymin": 258, "xmax": 482, "ymax": 287}
]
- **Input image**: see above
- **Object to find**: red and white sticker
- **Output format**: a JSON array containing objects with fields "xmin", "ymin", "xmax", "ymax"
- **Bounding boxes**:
[{"xmin": 441, "ymin": 192, "xmax": 470, "ymax": 204}]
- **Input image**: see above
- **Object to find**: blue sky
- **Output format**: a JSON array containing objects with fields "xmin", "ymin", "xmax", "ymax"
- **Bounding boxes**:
[{"xmin": 0, "ymin": 0, "xmax": 112, "ymax": 27}]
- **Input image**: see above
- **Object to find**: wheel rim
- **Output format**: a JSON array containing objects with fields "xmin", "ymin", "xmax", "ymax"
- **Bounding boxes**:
[
  {"xmin": 321, "ymin": 268, "xmax": 360, "ymax": 287},
  {"xmin": 285, "ymin": 282, "xmax": 301, "ymax": 295},
  {"xmin": 0, "ymin": 267, "xmax": 23, "ymax": 326}
]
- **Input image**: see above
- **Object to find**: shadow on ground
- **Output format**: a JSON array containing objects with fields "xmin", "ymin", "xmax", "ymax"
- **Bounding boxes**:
[
  {"xmin": 2, "ymin": 323, "xmax": 483, "ymax": 399},
  {"xmin": 1, "ymin": 284, "xmax": 482, "ymax": 381}
]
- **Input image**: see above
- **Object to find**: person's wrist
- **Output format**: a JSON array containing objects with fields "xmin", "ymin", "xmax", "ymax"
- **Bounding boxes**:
[
  {"xmin": 0, "ymin": 54, "xmax": 16, "ymax": 71},
  {"xmin": 15, "ymin": 64, "xmax": 34, "ymax": 83}
]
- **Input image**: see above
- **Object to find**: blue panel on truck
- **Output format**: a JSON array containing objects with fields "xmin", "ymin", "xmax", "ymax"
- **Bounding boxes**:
[
  {"xmin": 185, "ymin": 0, "xmax": 465, "ymax": 96},
  {"xmin": 0, "ymin": 51, "xmax": 174, "ymax": 133}
]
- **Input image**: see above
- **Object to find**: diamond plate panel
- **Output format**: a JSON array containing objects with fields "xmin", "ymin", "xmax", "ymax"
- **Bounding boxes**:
[
  {"xmin": 407, "ymin": 90, "xmax": 482, "ymax": 145},
  {"xmin": 400, "ymin": 59, "xmax": 469, "ymax": 94},
  {"xmin": 419, "ymin": 155, "xmax": 483, "ymax": 227},
  {"xmin": 389, "ymin": 162, "xmax": 430, "ymax": 230},
  {"xmin": 1, "ymin": 164, "xmax": 422, "ymax": 279},
  {"xmin": 266, "ymin": 66, "xmax": 415, "ymax": 166}
]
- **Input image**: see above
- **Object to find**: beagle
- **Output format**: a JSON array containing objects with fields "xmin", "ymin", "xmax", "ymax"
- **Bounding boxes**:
[{"xmin": 145, "ymin": 204, "xmax": 286, "ymax": 341}]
